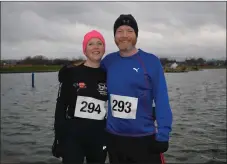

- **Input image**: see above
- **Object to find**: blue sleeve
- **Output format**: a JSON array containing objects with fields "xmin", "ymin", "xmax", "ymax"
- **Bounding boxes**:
[{"xmin": 152, "ymin": 58, "xmax": 173, "ymax": 142}]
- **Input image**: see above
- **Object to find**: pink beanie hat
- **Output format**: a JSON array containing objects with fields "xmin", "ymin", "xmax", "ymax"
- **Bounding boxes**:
[{"xmin": 83, "ymin": 30, "xmax": 106, "ymax": 54}]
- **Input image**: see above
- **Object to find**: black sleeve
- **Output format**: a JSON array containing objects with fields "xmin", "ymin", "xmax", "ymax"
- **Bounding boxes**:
[
  {"xmin": 54, "ymin": 64, "xmax": 74, "ymax": 140},
  {"xmin": 54, "ymin": 83, "xmax": 68, "ymax": 140}
]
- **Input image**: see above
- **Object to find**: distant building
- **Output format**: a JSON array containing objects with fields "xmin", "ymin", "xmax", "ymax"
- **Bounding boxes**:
[{"xmin": 170, "ymin": 62, "xmax": 178, "ymax": 69}]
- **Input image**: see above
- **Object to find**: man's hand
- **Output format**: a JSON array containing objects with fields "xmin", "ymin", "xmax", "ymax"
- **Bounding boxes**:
[
  {"xmin": 154, "ymin": 140, "xmax": 169, "ymax": 153},
  {"xmin": 149, "ymin": 135, "xmax": 169, "ymax": 153}
]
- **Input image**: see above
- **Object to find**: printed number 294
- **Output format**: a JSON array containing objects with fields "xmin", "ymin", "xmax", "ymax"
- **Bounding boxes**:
[{"xmin": 80, "ymin": 101, "xmax": 101, "ymax": 114}]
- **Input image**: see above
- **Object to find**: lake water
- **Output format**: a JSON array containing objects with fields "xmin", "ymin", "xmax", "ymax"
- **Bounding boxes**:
[{"xmin": 1, "ymin": 69, "xmax": 226, "ymax": 164}]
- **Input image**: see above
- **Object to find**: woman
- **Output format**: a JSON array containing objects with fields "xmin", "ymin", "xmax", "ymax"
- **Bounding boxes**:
[{"xmin": 52, "ymin": 30, "xmax": 108, "ymax": 164}]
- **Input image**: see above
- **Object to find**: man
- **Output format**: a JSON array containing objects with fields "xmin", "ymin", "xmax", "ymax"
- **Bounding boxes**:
[{"xmin": 101, "ymin": 14, "xmax": 173, "ymax": 164}]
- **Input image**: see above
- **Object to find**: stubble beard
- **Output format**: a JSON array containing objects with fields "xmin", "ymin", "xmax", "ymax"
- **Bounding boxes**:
[{"xmin": 115, "ymin": 38, "xmax": 137, "ymax": 52}]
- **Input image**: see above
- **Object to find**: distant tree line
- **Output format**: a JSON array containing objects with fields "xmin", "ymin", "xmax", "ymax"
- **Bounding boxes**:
[
  {"xmin": 160, "ymin": 57, "xmax": 226, "ymax": 67},
  {"xmin": 1, "ymin": 55, "xmax": 226, "ymax": 67},
  {"xmin": 15, "ymin": 55, "xmax": 85, "ymax": 65}
]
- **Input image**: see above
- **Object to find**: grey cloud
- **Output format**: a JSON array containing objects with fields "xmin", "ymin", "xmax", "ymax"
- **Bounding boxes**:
[
  {"xmin": 1, "ymin": 2, "xmax": 226, "ymax": 60},
  {"xmin": 134, "ymin": 2, "xmax": 226, "ymax": 29}
]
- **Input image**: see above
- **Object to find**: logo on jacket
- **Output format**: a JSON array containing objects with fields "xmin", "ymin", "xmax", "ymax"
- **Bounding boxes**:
[
  {"xmin": 73, "ymin": 82, "xmax": 86, "ymax": 92},
  {"xmin": 133, "ymin": 67, "xmax": 140, "ymax": 72},
  {"xmin": 97, "ymin": 83, "xmax": 107, "ymax": 96},
  {"xmin": 78, "ymin": 82, "xmax": 86, "ymax": 89}
]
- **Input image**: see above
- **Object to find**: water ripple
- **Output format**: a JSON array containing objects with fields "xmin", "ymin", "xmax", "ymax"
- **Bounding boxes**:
[{"xmin": 1, "ymin": 69, "xmax": 226, "ymax": 163}]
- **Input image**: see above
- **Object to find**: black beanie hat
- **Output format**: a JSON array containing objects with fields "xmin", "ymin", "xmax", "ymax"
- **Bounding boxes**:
[{"xmin": 114, "ymin": 14, "xmax": 138, "ymax": 37}]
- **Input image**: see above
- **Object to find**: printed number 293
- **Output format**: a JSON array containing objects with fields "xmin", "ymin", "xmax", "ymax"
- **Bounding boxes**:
[{"xmin": 112, "ymin": 100, "xmax": 131, "ymax": 113}]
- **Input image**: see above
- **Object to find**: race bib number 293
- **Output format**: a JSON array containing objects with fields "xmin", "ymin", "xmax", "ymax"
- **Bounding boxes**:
[
  {"xmin": 74, "ymin": 96, "xmax": 106, "ymax": 120},
  {"xmin": 110, "ymin": 94, "xmax": 138, "ymax": 119}
]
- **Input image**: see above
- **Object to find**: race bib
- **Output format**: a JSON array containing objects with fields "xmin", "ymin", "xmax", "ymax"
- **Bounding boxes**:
[
  {"xmin": 110, "ymin": 94, "xmax": 138, "ymax": 119},
  {"xmin": 74, "ymin": 96, "xmax": 106, "ymax": 120}
]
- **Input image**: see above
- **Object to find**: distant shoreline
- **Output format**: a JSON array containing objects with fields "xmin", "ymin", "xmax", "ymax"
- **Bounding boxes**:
[
  {"xmin": 0, "ymin": 65, "xmax": 61, "ymax": 74},
  {"xmin": 0, "ymin": 65, "xmax": 226, "ymax": 74},
  {"xmin": 0, "ymin": 70, "xmax": 58, "ymax": 74},
  {"xmin": 164, "ymin": 65, "xmax": 226, "ymax": 73}
]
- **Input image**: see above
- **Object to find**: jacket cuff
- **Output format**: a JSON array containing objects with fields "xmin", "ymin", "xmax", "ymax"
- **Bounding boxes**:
[{"xmin": 155, "ymin": 131, "xmax": 170, "ymax": 141}]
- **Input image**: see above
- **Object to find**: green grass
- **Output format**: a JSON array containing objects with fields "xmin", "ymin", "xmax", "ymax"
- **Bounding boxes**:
[
  {"xmin": 198, "ymin": 65, "xmax": 226, "ymax": 69},
  {"xmin": 0, "ymin": 65, "xmax": 62, "ymax": 73},
  {"xmin": 0, "ymin": 64, "xmax": 225, "ymax": 74},
  {"xmin": 164, "ymin": 65, "xmax": 226, "ymax": 73}
]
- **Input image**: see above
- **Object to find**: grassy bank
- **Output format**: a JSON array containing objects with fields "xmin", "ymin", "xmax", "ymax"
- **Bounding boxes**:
[
  {"xmin": 164, "ymin": 65, "xmax": 226, "ymax": 73},
  {"xmin": 0, "ymin": 65, "xmax": 62, "ymax": 74},
  {"xmin": 0, "ymin": 64, "xmax": 225, "ymax": 74},
  {"xmin": 197, "ymin": 65, "xmax": 226, "ymax": 69}
]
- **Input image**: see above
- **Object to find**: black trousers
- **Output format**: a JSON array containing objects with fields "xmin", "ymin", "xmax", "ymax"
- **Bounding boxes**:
[
  {"xmin": 106, "ymin": 132, "xmax": 165, "ymax": 164},
  {"xmin": 61, "ymin": 120, "xmax": 107, "ymax": 164},
  {"xmin": 62, "ymin": 133, "xmax": 107, "ymax": 164}
]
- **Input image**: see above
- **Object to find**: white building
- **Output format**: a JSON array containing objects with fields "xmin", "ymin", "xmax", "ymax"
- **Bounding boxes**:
[{"xmin": 170, "ymin": 62, "xmax": 178, "ymax": 69}]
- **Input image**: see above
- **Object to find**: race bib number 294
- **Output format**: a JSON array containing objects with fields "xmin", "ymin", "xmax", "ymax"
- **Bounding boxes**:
[
  {"xmin": 74, "ymin": 96, "xmax": 106, "ymax": 120},
  {"xmin": 110, "ymin": 94, "xmax": 138, "ymax": 119}
]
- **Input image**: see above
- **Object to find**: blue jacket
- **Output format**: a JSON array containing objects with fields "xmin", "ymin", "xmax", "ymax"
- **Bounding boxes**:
[{"xmin": 101, "ymin": 49, "xmax": 172, "ymax": 142}]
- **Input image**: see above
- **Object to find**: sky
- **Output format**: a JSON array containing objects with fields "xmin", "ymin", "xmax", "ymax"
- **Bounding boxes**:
[{"xmin": 1, "ymin": 1, "xmax": 226, "ymax": 60}]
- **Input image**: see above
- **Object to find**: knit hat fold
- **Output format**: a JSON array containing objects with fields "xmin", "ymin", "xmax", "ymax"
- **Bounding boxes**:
[
  {"xmin": 113, "ymin": 14, "xmax": 138, "ymax": 37},
  {"xmin": 82, "ymin": 30, "xmax": 106, "ymax": 54}
]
